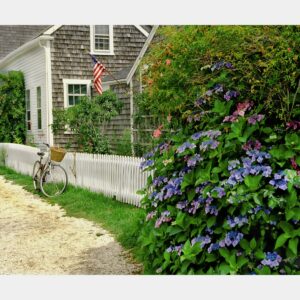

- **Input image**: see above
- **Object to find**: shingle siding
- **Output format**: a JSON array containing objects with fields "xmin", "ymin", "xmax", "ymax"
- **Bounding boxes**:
[
  {"xmin": 0, "ymin": 25, "xmax": 49, "ymax": 60},
  {"xmin": 50, "ymin": 25, "xmax": 147, "ymax": 151}
]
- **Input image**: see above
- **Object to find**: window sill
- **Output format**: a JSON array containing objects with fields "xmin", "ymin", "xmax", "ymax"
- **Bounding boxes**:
[{"xmin": 90, "ymin": 51, "xmax": 115, "ymax": 56}]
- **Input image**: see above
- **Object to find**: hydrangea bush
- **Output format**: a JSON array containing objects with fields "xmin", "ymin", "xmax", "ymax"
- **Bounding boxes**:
[{"xmin": 138, "ymin": 61, "xmax": 300, "ymax": 275}]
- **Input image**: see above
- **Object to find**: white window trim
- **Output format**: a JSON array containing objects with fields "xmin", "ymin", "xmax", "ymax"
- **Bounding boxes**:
[
  {"xmin": 90, "ymin": 25, "xmax": 114, "ymax": 56},
  {"xmin": 25, "ymin": 89, "xmax": 31, "ymax": 132},
  {"xmin": 63, "ymin": 79, "xmax": 91, "ymax": 108}
]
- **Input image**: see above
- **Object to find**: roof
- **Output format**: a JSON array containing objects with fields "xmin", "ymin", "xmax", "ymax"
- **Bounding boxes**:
[{"xmin": 0, "ymin": 25, "xmax": 50, "ymax": 60}]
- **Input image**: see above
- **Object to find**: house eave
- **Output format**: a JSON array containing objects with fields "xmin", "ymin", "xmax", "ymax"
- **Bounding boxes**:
[
  {"xmin": 0, "ymin": 35, "xmax": 54, "ymax": 69},
  {"xmin": 126, "ymin": 25, "xmax": 159, "ymax": 84}
]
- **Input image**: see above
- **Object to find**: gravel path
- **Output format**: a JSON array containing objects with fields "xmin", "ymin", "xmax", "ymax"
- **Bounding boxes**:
[{"xmin": 0, "ymin": 176, "xmax": 142, "ymax": 275}]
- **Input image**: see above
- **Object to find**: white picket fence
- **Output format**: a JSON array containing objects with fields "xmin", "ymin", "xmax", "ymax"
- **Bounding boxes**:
[{"xmin": 0, "ymin": 143, "xmax": 150, "ymax": 207}]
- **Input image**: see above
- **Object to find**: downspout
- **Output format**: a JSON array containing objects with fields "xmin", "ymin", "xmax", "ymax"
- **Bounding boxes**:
[
  {"xmin": 130, "ymin": 79, "xmax": 135, "ymax": 156},
  {"xmin": 39, "ymin": 37, "xmax": 54, "ymax": 146}
]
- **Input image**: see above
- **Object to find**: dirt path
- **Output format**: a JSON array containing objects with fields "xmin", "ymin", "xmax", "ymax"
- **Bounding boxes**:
[{"xmin": 0, "ymin": 176, "xmax": 141, "ymax": 275}]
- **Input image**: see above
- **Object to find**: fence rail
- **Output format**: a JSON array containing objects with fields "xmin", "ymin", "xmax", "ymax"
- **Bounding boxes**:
[{"xmin": 0, "ymin": 143, "xmax": 150, "ymax": 207}]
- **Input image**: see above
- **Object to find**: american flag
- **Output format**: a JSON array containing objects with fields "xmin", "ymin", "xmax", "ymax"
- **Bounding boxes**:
[{"xmin": 90, "ymin": 54, "xmax": 105, "ymax": 94}]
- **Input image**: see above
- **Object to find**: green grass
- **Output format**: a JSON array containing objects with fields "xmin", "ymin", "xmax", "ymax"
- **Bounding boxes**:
[{"xmin": 0, "ymin": 166, "xmax": 146, "ymax": 267}]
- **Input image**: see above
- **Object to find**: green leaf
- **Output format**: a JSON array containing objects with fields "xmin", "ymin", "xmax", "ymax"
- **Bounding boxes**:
[
  {"xmin": 218, "ymin": 263, "xmax": 231, "ymax": 275},
  {"xmin": 286, "ymin": 209, "xmax": 295, "ymax": 221},
  {"xmin": 219, "ymin": 248, "xmax": 230, "ymax": 259},
  {"xmin": 250, "ymin": 238, "xmax": 257, "ymax": 250},
  {"xmin": 254, "ymin": 249, "xmax": 265, "ymax": 259},
  {"xmin": 166, "ymin": 225, "xmax": 183, "ymax": 236},
  {"xmin": 237, "ymin": 256, "xmax": 249, "ymax": 269},
  {"xmin": 288, "ymin": 238, "xmax": 298, "ymax": 255},
  {"xmin": 275, "ymin": 233, "xmax": 290, "ymax": 249},
  {"xmin": 279, "ymin": 221, "xmax": 294, "ymax": 235},
  {"xmin": 240, "ymin": 239, "xmax": 250, "ymax": 251},
  {"xmin": 206, "ymin": 253, "xmax": 217, "ymax": 262},
  {"xmin": 187, "ymin": 189, "xmax": 196, "ymax": 201},
  {"xmin": 244, "ymin": 175, "xmax": 262, "ymax": 191},
  {"xmin": 212, "ymin": 99, "xmax": 226, "ymax": 115},
  {"xmin": 269, "ymin": 145, "xmax": 295, "ymax": 160},
  {"xmin": 207, "ymin": 216, "xmax": 216, "ymax": 228}
]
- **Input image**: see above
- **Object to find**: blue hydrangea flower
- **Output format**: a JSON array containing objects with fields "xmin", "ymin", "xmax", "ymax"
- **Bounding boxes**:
[
  {"xmin": 227, "ymin": 215, "xmax": 248, "ymax": 228},
  {"xmin": 143, "ymin": 152, "xmax": 154, "ymax": 159},
  {"xmin": 195, "ymin": 181, "xmax": 210, "ymax": 193},
  {"xmin": 188, "ymin": 199, "xmax": 202, "ymax": 215},
  {"xmin": 200, "ymin": 140, "xmax": 220, "ymax": 151},
  {"xmin": 269, "ymin": 171, "xmax": 288, "ymax": 190},
  {"xmin": 152, "ymin": 176, "xmax": 168, "ymax": 187},
  {"xmin": 223, "ymin": 231, "xmax": 243, "ymax": 247},
  {"xmin": 166, "ymin": 244, "xmax": 183, "ymax": 256},
  {"xmin": 205, "ymin": 204, "xmax": 218, "ymax": 216},
  {"xmin": 211, "ymin": 187, "xmax": 226, "ymax": 198},
  {"xmin": 228, "ymin": 159, "xmax": 241, "ymax": 171},
  {"xmin": 191, "ymin": 235, "xmax": 211, "ymax": 247},
  {"xmin": 261, "ymin": 252, "xmax": 282, "ymax": 268},
  {"xmin": 194, "ymin": 97, "xmax": 206, "ymax": 107},
  {"xmin": 140, "ymin": 159, "xmax": 154, "ymax": 170},
  {"xmin": 208, "ymin": 243, "xmax": 220, "ymax": 253},
  {"xmin": 177, "ymin": 142, "xmax": 196, "ymax": 154}
]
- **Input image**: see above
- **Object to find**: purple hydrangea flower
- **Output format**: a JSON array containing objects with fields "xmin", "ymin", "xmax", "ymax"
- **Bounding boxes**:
[
  {"xmin": 247, "ymin": 114, "xmax": 264, "ymax": 125},
  {"xmin": 228, "ymin": 159, "xmax": 241, "ymax": 171},
  {"xmin": 176, "ymin": 200, "xmax": 188, "ymax": 210},
  {"xmin": 143, "ymin": 152, "xmax": 154, "ymax": 159},
  {"xmin": 187, "ymin": 154, "xmax": 203, "ymax": 167},
  {"xmin": 194, "ymin": 97, "xmax": 206, "ymax": 107},
  {"xmin": 242, "ymin": 140, "xmax": 262, "ymax": 151},
  {"xmin": 224, "ymin": 231, "xmax": 243, "ymax": 247},
  {"xmin": 188, "ymin": 199, "xmax": 202, "ymax": 215},
  {"xmin": 261, "ymin": 252, "xmax": 282, "ymax": 268},
  {"xmin": 177, "ymin": 142, "xmax": 196, "ymax": 154},
  {"xmin": 211, "ymin": 61, "xmax": 234, "ymax": 71},
  {"xmin": 195, "ymin": 181, "xmax": 210, "ymax": 193},
  {"xmin": 224, "ymin": 90, "xmax": 239, "ymax": 101},
  {"xmin": 166, "ymin": 244, "xmax": 183, "ymax": 256},
  {"xmin": 146, "ymin": 211, "xmax": 157, "ymax": 221},
  {"xmin": 179, "ymin": 166, "xmax": 192, "ymax": 177},
  {"xmin": 205, "ymin": 204, "xmax": 218, "ymax": 216},
  {"xmin": 246, "ymin": 150, "xmax": 271, "ymax": 163},
  {"xmin": 155, "ymin": 210, "xmax": 172, "ymax": 228}
]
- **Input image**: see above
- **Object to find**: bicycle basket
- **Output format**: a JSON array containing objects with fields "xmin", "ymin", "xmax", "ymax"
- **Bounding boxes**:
[{"xmin": 50, "ymin": 147, "xmax": 66, "ymax": 162}]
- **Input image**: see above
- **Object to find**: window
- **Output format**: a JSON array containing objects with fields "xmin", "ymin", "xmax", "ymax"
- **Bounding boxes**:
[
  {"xmin": 25, "ymin": 90, "xmax": 31, "ymax": 131},
  {"xmin": 37, "ymin": 87, "xmax": 42, "ymax": 130},
  {"xmin": 90, "ymin": 25, "xmax": 114, "ymax": 55},
  {"xmin": 63, "ymin": 79, "xmax": 91, "ymax": 108}
]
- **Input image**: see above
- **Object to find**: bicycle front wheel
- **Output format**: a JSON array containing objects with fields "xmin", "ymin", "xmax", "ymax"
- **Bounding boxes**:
[
  {"xmin": 40, "ymin": 164, "xmax": 68, "ymax": 197},
  {"xmin": 32, "ymin": 160, "xmax": 42, "ymax": 190}
]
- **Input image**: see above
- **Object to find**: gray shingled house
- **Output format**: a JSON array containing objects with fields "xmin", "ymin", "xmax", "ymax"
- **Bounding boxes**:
[{"xmin": 0, "ymin": 25, "xmax": 158, "ymax": 151}]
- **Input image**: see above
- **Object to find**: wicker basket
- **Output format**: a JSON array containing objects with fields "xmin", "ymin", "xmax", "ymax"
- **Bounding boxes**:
[{"xmin": 50, "ymin": 147, "xmax": 66, "ymax": 162}]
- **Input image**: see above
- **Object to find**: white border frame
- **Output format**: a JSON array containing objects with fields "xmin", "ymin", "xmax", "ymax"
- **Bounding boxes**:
[
  {"xmin": 90, "ymin": 25, "xmax": 114, "ymax": 56},
  {"xmin": 63, "ymin": 79, "xmax": 91, "ymax": 108}
]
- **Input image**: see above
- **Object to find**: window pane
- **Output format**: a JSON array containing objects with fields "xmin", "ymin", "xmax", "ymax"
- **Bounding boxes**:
[
  {"xmin": 95, "ymin": 36, "xmax": 109, "ymax": 50},
  {"xmin": 38, "ymin": 109, "xmax": 42, "ymax": 130},
  {"xmin": 95, "ymin": 25, "xmax": 109, "ymax": 35},
  {"xmin": 73, "ymin": 84, "xmax": 80, "ymax": 94},
  {"xmin": 27, "ymin": 111, "xmax": 31, "ymax": 120},
  {"xmin": 74, "ymin": 96, "xmax": 80, "ymax": 105},
  {"xmin": 37, "ymin": 87, "xmax": 41, "ymax": 108},
  {"xmin": 81, "ymin": 85, "xmax": 87, "ymax": 94},
  {"xmin": 26, "ymin": 90, "xmax": 30, "ymax": 109},
  {"xmin": 68, "ymin": 84, "xmax": 74, "ymax": 94},
  {"xmin": 68, "ymin": 96, "xmax": 74, "ymax": 106},
  {"xmin": 27, "ymin": 121, "xmax": 31, "ymax": 131}
]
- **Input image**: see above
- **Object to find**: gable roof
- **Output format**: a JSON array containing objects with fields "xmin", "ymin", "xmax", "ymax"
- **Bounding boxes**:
[{"xmin": 0, "ymin": 25, "xmax": 50, "ymax": 60}]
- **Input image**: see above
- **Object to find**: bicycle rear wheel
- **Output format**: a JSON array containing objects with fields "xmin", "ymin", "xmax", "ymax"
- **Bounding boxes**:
[
  {"xmin": 40, "ymin": 163, "xmax": 68, "ymax": 197},
  {"xmin": 32, "ymin": 160, "xmax": 42, "ymax": 190}
]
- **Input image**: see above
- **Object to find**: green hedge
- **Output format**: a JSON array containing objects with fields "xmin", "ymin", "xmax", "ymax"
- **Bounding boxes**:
[{"xmin": 0, "ymin": 71, "xmax": 26, "ymax": 143}]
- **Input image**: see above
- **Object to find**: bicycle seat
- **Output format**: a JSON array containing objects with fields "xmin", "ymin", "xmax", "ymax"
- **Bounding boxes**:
[{"xmin": 37, "ymin": 151, "xmax": 45, "ymax": 157}]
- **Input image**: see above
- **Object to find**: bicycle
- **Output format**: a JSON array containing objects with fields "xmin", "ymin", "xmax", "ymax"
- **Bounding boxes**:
[{"xmin": 32, "ymin": 143, "xmax": 68, "ymax": 197}]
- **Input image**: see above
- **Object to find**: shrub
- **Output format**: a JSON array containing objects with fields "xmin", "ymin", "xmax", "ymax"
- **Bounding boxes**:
[
  {"xmin": 138, "ymin": 26, "xmax": 300, "ymax": 125},
  {"xmin": 52, "ymin": 91, "xmax": 123, "ymax": 154},
  {"xmin": 114, "ymin": 129, "xmax": 132, "ymax": 156},
  {"xmin": 138, "ymin": 60, "xmax": 300, "ymax": 275},
  {"xmin": 0, "ymin": 71, "xmax": 26, "ymax": 143}
]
